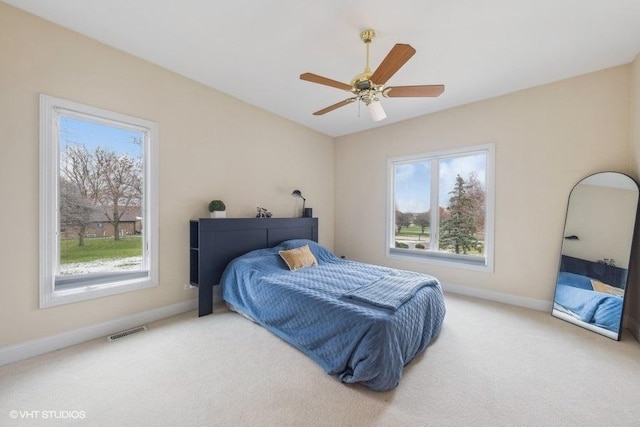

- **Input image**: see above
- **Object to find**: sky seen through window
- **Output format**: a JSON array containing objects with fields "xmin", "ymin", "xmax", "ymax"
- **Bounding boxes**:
[{"xmin": 395, "ymin": 153, "xmax": 486, "ymax": 213}]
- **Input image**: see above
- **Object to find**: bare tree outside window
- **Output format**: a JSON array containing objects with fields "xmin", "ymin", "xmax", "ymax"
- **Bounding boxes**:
[
  {"xmin": 57, "ymin": 116, "xmax": 145, "ymax": 276},
  {"xmin": 59, "ymin": 178, "xmax": 98, "ymax": 247}
]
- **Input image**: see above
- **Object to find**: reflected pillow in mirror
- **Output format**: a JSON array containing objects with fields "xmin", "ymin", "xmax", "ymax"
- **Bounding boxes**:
[
  {"xmin": 279, "ymin": 245, "xmax": 318, "ymax": 271},
  {"xmin": 591, "ymin": 279, "xmax": 625, "ymax": 296}
]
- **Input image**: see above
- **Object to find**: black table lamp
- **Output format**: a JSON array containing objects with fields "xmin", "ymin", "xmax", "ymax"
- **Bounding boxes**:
[{"xmin": 291, "ymin": 189, "xmax": 311, "ymax": 217}]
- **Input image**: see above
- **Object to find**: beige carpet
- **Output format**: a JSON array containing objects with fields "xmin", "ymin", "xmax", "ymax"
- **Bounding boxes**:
[{"xmin": 1, "ymin": 293, "xmax": 639, "ymax": 427}]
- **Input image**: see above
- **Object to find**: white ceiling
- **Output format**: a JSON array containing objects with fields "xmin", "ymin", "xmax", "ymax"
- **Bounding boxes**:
[{"xmin": 6, "ymin": 0, "xmax": 640, "ymax": 137}]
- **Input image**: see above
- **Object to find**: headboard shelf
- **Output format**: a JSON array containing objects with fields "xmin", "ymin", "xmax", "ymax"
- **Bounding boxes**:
[
  {"xmin": 559, "ymin": 254, "xmax": 627, "ymax": 289},
  {"xmin": 189, "ymin": 217, "xmax": 319, "ymax": 316}
]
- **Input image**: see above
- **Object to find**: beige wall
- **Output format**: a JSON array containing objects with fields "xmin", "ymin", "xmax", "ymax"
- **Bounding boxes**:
[
  {"xmin": 335, "ymin": 65, "xmax": 633, "ymax": 303},
  {"xmin": 0, "ymin": 3, "xmax": 334, "ymax": 346}
]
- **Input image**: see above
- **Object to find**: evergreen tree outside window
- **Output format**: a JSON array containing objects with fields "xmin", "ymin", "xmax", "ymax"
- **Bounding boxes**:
[
  {"xmin": 387, "ymin": 144, "xmax": 494, "ymax": 271},
  {"xmin": 439, "ymin": 175, "xmax": 480, "ymax": 254}
]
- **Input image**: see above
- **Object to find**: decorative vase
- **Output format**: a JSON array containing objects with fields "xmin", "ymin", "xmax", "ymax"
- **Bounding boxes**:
[{"xmin": 210, "ymin": 211, "xmax": 226, "ymax": 218}]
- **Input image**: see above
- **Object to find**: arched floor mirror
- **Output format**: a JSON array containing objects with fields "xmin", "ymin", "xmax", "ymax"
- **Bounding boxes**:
[{"xmin": 552, "ymin": 172, "xmax": 639, "ymax": 340}]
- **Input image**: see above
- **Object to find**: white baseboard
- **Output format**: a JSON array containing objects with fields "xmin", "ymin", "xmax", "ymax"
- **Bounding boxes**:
[
  {"xmin": 0, "ymin": 298, "xmax": 197, "ymax": 367},
  {"xmin": 441, "ymin": 281, "xmax": 552, "ymax": 312},
  {"xmin": 626, "ymin": 315, "xmax": 640, "ymax": 341}
]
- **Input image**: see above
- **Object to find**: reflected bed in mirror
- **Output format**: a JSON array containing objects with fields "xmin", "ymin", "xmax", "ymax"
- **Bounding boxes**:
[{"xmin": 552, "ymin": 172, "xmax": 639, "ymax": 340}]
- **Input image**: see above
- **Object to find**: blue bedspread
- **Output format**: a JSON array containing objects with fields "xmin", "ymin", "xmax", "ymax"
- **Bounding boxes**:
[
  {"xmin": 554, "ymin": 272, "xmax": 623, "ymax": 333},
  {"xmin": 344, "ymin": 270, "xmax": 439, "ymax": 310},
  {"xmin": 221, "ymin": 239, "xmax": 446, "ymax": 391}
]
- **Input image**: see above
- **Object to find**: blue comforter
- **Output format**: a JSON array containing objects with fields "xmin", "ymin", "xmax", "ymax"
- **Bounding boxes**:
[
  {"xmin": 221, "ymin": 239, "xmax": 446, "ymax": 391},
  {"xmin": 554, "ymin": 272, "xmax": 623, "ymax": 333}
]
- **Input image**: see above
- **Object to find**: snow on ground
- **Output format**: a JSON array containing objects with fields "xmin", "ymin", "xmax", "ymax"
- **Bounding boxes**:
[{"xmin": 59, "ymin": 257, "xmax": 143, "ymax": 275}]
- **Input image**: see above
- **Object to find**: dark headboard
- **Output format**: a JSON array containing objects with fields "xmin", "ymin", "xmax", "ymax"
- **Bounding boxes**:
[
  {"xmin": 190, "ymin": 217, "xmax": 319, "ymax": 316},
  {"xmin": 559, "ymin": 254, "xmax": 627, "ymax": 289}
]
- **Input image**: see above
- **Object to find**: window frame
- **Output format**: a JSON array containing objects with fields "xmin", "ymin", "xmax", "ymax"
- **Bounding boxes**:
[
  {"xmin": 39, "ymin": 94, "xmax": 159, "ymax": 308},
  {"xmin": 386, "ymin": 143, "xmax": 495, "ymax": 272}
]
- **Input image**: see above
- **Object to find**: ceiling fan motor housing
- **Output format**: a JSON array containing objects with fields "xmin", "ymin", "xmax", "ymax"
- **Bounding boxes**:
[
  {"xmin": 356, "ymin": 79, "xmax": 371, "ymax": 90},
  {"xmin": 351, "ymin": 73, "xmax": 379, "ymax": 92}
]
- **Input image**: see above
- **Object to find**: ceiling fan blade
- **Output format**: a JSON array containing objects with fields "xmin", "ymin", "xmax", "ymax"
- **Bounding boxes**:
[
  {"xmin": 300, "ymin": 73, "xmax": 352, "ymax": 91},
  {"xmin": 313, "ymin": 98, "xmax": 357, "ymax": 115},
  {"xmin": 383, "ymin": 85, "xmax": 445, "ymax": 98},
  {"xmin": 370, "ymin": 44, "xmax": 416, "ymax": 85}
]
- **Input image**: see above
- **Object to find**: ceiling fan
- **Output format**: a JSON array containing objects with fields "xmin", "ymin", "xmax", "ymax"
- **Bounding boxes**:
[{"xmin": 300, "ymin": 29, "xmax": 445, "ymax": 122}]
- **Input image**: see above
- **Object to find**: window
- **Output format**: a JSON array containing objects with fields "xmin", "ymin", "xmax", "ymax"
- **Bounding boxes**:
[
  {"xmin": 40, "ymin": 95, "xmax": 158, "ymax": 307},
  {"xmin": 387, "ymin": 143, "xmax": 494, "ymax": 271}
]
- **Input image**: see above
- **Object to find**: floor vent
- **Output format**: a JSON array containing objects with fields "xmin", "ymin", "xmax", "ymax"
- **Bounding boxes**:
[{"xmin": 107, "ymin": 325, "xmax": 148, "ymax": 342}]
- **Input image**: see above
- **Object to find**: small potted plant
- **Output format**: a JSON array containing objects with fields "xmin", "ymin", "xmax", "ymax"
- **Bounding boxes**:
[{"xmin": 208, "ymin": 200, "xmax": 226, "ymax": 218}]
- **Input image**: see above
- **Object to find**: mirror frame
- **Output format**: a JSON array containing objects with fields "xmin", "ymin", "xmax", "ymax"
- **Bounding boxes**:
[{"xmin": 552, "ymin": 172, "xmax": 639, "ymax": 340}]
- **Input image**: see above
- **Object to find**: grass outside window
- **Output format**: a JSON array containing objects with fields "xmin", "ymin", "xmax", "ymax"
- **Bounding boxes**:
[{"xmin": 60, "ymin": 236, "xmax": 142, "ymax": 264}]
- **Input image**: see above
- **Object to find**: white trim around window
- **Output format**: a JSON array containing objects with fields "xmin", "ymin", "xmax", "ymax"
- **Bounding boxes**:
[
  {"xmin": 39, "ymin": 94, "xmax": 159, "ymax": 308},
  {"xmin": 386, "ymin": 143, "xmax": 495, "ymax": 272}
]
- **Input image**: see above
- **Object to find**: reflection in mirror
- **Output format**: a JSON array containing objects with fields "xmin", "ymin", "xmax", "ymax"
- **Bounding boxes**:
[{"xmin": 552, "ymin": 172, "xmax": 639, "ymax": 340}]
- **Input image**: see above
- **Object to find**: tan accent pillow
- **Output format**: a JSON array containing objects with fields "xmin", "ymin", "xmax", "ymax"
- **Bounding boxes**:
[
  {"xmin": 279, "ymin": 245, "xmax": 318, "ymax": 271},
  {"xmin": 591, "ymin": 279, "xmax": 625, "ymax": 296}
]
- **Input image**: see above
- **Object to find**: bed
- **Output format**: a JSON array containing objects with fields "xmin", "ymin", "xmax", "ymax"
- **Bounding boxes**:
[
  {"xmin": 552, "ymin": 255, "xmax": 626, "ymax": 335},
  {"xmin": 220, "ymin": 238, "xmax": 445, "ymax": 392}
]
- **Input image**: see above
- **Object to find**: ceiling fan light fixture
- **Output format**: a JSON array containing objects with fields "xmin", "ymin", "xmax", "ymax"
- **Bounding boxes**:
[{"xmin": 367, "ymin": 99, "xmax": 386, "ymax": 122}]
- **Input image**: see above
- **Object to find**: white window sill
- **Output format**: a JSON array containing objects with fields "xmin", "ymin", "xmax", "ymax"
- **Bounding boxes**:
[
  {"xmin": 41, "ymin": 275, "xmax": 157, "ymax": 308},
  {"xmin": 387, "ymin": 248, "xmax": 493, "ymax": 272}
]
